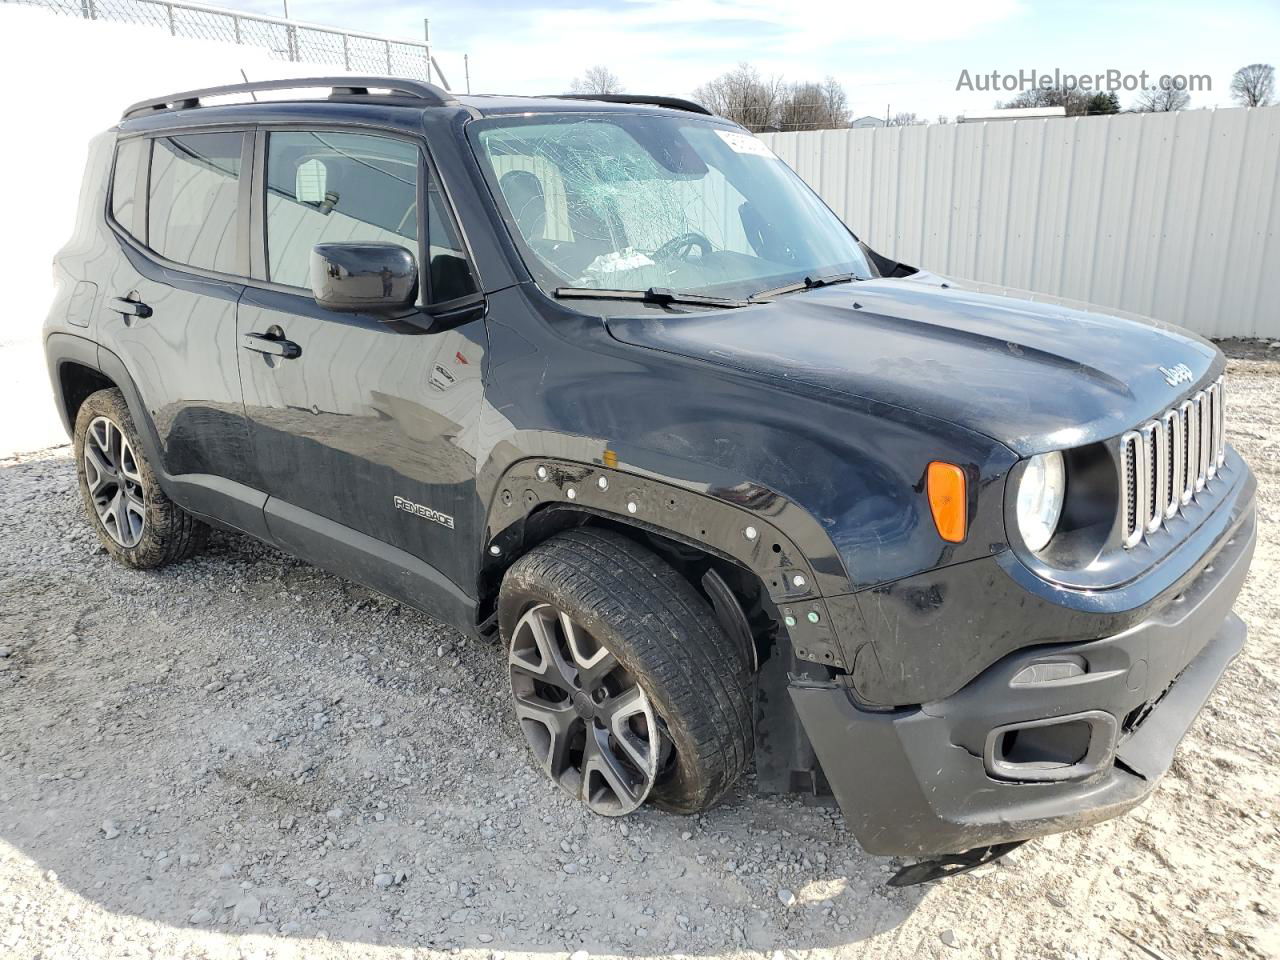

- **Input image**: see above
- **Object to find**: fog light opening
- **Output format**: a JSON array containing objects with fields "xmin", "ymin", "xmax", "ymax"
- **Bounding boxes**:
[
  {"xmin": 996, "ymin": 721, "xmax": 1091, "ymax": 770},
  {"xmin": 984, "ymin": 710, "xmax": 1117, "ymax": 783}
]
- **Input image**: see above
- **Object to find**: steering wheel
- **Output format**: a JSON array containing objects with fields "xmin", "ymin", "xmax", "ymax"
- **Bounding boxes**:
[{"xmin": 652, "ymin": 232, "xmax": 713, "ymax": 261}]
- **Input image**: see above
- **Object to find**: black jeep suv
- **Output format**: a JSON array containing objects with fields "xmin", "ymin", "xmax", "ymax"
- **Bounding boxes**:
[{"xmin": 45, "ymin": 77, "xmax": 1255, "ymax": 866}]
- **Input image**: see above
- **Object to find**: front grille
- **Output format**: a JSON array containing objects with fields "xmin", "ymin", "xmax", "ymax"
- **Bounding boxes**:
[{"xmin": 1119, "ymin": 376, "xmax": 1226, "ymax": 548}]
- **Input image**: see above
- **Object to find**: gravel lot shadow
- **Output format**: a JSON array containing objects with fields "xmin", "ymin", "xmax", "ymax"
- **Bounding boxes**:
[{"xmin": 0, "ymin": 450, "xmax": 930, "ymax": 958}]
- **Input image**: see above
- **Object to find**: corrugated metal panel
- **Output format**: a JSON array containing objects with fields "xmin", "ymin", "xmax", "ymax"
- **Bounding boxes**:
[{"xmin": 761, "ymin": 106, "xmax": 1280, "ymax": 339}]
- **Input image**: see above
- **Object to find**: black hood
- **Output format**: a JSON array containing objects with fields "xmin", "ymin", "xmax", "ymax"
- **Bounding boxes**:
[{"xmin": 605, "ymin": 277, "xmax": 1222, "ymax": 456}]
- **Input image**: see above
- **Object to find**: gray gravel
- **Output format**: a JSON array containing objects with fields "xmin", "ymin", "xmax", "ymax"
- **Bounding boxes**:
[{"xmin": 0, "ymin": 343, "xmax": 1277, "ymax": 960}]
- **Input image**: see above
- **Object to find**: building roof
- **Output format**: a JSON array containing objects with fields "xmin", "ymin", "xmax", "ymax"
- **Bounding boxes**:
[{"xmin": 957, "ymin": 106, "xmax": 1068, "ymax": 122}]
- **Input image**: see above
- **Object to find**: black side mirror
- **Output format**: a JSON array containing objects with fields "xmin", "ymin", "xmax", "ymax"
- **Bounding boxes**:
[{"xmin": 310, "ymin": 242, "xmax": 418, "ymax": 315}]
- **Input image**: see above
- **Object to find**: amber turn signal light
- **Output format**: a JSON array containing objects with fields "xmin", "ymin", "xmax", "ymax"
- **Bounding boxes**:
[{"xmin": 927, "ymin": 461, "xmax": 967, "ymax": 543}]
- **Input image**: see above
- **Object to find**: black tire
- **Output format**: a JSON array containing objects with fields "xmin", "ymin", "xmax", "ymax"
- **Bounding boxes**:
[
  {"xmin": 73, "ymin": 387, "xmax": 208, "ymax": 569},
  {"xmin": 499, "ymin": 526, "xmax": 755, "ymax": 814}
]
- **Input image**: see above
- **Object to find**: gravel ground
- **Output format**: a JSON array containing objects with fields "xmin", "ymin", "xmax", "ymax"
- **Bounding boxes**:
[{"xmin": 1, "ymin": 344, "xmax": 1277, "ymax": 960}]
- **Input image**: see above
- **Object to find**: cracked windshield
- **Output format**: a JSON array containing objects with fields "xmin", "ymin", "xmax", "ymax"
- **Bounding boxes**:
[{"xmin": 469, "ymin": 114, "xmax": 872, "ymax": 300}]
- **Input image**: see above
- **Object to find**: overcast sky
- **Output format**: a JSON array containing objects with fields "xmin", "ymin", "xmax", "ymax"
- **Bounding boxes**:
[{"xmin": 224, "ymin": 0, "xmax": 1280, "ymax": 120}]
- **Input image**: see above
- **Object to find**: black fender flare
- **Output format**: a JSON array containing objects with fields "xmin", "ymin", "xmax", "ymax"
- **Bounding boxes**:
[
  {"xmin": 45, "ymin": 333, "xmax": 170, "ymax": 497},
  {"xmin": 482, "ymin": 455, "xmax": 856, "ymax": 669}
]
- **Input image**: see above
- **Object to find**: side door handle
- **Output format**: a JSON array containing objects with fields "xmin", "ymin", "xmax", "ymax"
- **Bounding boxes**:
[
  {"xmin": 241, "ymin": 332, "xmax": 301, "ymax": 359},
  {"xmin": 109, "ymin": 296, "xmax": 152, "ymax": 318}
]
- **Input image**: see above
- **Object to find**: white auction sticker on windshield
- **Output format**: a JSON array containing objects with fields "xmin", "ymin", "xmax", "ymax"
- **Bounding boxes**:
[{"xmin": 715, "ymin": 129, "xmax": 777, "ymax": 158}]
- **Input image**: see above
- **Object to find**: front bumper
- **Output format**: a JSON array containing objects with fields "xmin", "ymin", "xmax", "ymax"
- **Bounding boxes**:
[{"xmin": 790, "ymin": 495, "xmax": 1255, "ymax": 856}]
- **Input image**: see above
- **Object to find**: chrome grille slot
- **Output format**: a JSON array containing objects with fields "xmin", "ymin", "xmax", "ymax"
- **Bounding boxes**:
[
  {"xmin": 1206, "ymin": 381, "xmax": 1222, "ymax": 478},
  {"xmin": 1120, "ymin": 431, "xmax": 1143, "ymax": 548},
  {"xmin": 1119, "ymin": 375, "xmax": 1226, "ymax": 549},
  {"xmin": 1139, "ymin": 422, "xmax": 1163, "ymax": 533},
  {"xmin": 1161, "ymin": 409, "xmax": 1181, "ymax": 519},
  {"xmin": 1194, "ymin": 390, "xmax": 1206, "ymax": 490},
  {"xmin": 1179, "ymin": 398, "xmax": 1195, "ymax": 505},
  {"xmin": 1214, "ymin": 379, "xmax": 1226, "ymax": 467}
]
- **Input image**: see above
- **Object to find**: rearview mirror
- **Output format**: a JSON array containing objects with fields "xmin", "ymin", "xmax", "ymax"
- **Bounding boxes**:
[{"xmin": 310, "ymin": 242, "xmax": 418, "ymax": 315}]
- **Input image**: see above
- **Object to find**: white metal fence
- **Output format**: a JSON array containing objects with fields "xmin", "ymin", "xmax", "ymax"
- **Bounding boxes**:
[
  {"xmin": 761, "ymin": 107, "xmax": 1280, "ymax": 340},
  {"xmin": 1, "ymin": 0, "xmax": 437, "ymax": 81}
]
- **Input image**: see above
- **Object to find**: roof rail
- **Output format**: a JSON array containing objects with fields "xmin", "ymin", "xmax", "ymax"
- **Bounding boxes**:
[
  {"xmin": 546, "ymin": 93, "xmax": 714, "ymax": 116},
  {"xmin": 121, "ymin": 76, "xmax": 458, "ymax": 120}
]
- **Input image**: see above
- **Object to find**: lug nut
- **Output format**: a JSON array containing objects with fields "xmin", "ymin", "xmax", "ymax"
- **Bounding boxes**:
[
  {"xmin": 535, "ymin": 465, "xmax": 549, "ymax": 481},
  {"xmin": 489, "ymin": 545, "xmax": 501, "ymax": 556},
  {"xmin": 567, "ymin": 488, "xmax": 577, "ymax": 500},
  {"xmin": 597, "ymin": 476, "xmax": 609, "ymax": 490},
  {"xmin": 627, "ymin": 501, "xmax": 637, "ymax": 514},
  {"xmin": 792, "ymin": 574, "xmax": 807, "ymax": 589},
  {"xmin": 784, "ymin": 615, "xmax": 797, "ymax": 628},
  {"xmin": 744, "ymin": 525, "xmax": 758, "ymax": 541},
  {"xmin": 807, "ymin": 611, "xmax": 820, "ymax": 624}
]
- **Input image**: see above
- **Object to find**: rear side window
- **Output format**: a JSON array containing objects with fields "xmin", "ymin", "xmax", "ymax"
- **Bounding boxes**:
[
  {"xmin": 110, "ymin": 138, "xmax": 147, "ymax": 237},
  {"xmin": 148, "ymin": 132, "xmax": 242, "ymax": 274},
  {"xmin": 264, "ymin": 130, "xmax": 476, "ymax": 301}
]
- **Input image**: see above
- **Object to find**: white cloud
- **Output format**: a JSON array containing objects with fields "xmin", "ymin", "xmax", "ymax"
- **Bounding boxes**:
[{"xmin": 428, "ymin": 0, "xmax": 1022, "ymax": 99}]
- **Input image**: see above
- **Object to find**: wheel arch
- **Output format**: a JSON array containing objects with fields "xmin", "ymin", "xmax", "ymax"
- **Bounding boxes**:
[
  {"xmin": 497, "ymin": 504, "xmax": 776, "ymax": 668},
  {"xmin": 46, "ymin": 334, "xmax": 167, "ymax": 485},
  {"xmin": 56, "ymin": 360, "xmax": 115, "ymax": 436},
  {"xmin": 477, "ymin": 456, "xmax": 853, "ymax": 672}
]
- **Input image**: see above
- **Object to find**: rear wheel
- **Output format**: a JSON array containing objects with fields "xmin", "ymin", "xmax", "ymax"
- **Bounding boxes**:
[
  {"xmin": 499, "ymin": 527, "xmax": 755, "ymax": 815},
  {"xmin": 73, "ymin": 388, "xmax": 208, "ymax": 568}
]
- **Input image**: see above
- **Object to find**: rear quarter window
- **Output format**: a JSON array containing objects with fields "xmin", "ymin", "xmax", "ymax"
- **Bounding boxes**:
[{"xmin": 110, "ymin": 138, "xmax": 147, "ymax": 238}]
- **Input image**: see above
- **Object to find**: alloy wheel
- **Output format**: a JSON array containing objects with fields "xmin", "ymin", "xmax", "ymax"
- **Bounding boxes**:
[
  {"xmin": 508, "ymin": 603, "xmax": 665, "ymax": 815},
  {"xmin": 83, "ymin": 415, "xmax": 146, "ymax": 548}
]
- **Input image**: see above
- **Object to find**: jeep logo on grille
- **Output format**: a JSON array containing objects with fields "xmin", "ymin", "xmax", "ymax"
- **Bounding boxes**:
[
  {"xmin": 393, "ymin": 496, "xmax": 455, "ymax": 529},
  {"xmin": 1158, "ymin": 362, "xmax": 1194, "ymax": 387}
]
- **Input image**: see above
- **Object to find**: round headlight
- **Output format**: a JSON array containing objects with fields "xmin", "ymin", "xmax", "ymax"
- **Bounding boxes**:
[{"xmin": 1016, "ymin": 451, "xmax": 1066, "ymax": 551}]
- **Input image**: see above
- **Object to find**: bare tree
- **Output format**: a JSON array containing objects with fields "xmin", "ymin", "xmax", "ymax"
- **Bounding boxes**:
[
  {"xmin": 777, "ymin": 77, "xmax": 850, "ymax": 131},
  {"xmin": 819, "ymin": 76, "xmax": 850, "ymax": 127},
  {"xmin": 1132, "ymin": 84, "xmax": 1191, "ymax": 112},
  {"xmin": 569, "ymin": 66, "xmax": 624, "ymax": 95},
  {"xmin": 999, "ymin": 85, "xmax": 1091, "ymax": 116},
  {"xmin": 1230, "ymin": 63, "xmax": 1276, "ymax": 107},
  {"xmin": 693, "ymin": 63, "xmax": 788, "ymax": 132},
  {"xmin": 887, "ymin": 111, "xmax": 925, "ymax": 127}
]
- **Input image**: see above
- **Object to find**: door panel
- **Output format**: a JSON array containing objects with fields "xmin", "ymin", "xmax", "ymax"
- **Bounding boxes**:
[
  {"xmin": 104, "ymin": 257, "xmax": 249, "ymax": 483},
  {"xmin": 237, "ymin": 288, "xmax": 487, "ymax": 600}
]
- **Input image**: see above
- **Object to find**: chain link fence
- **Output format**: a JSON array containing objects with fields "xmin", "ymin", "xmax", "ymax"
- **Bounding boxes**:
[{"xmin": 3, "ymin": 0, "xmax": 435, "ymax": 81}]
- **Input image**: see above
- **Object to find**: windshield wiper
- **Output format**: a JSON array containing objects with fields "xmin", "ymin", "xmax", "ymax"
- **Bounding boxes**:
[
  {"xmin": 749, "ymin": 273, "xmax": 857, "ymax": 301},
  {"xmin": 554, "ymin": 286, "xmax": 749, "ymax": 309}
]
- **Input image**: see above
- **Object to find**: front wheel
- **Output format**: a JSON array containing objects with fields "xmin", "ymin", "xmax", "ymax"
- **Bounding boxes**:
[{"xmin": 498, "ymin": 527, "xmax": 755, "ymax": 816}]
